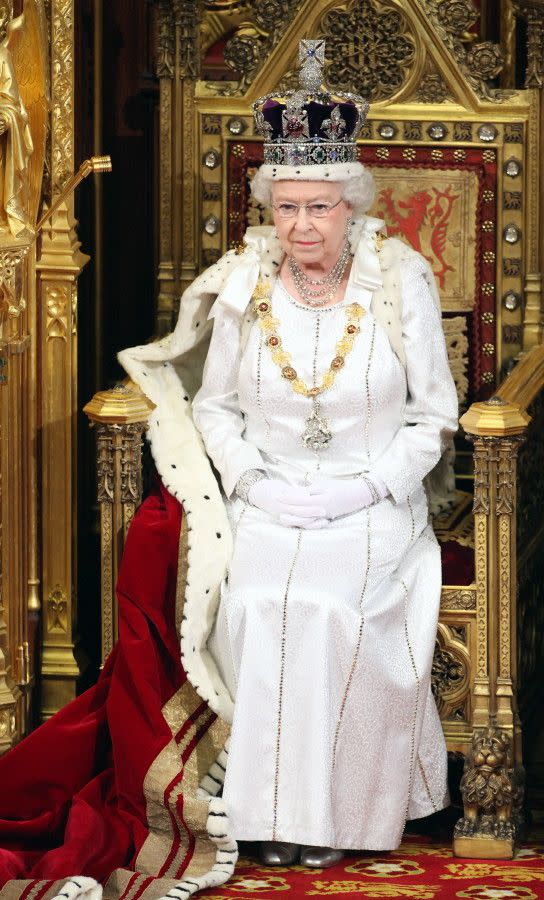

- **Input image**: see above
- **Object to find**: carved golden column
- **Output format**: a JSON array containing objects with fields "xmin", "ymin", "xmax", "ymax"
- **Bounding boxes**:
[
  {"xmin": 155, "ymin": 0, "xmax": 176, "ymax": 334},
  {"xmin": 0, "ymin": 260, "xmax": 33, "ymax": 749},
  {"xmin": 455, "ymin": 396, "xmax": 529, "ymax": 858},
  {"xmin": 36, "ymin": 0, "xmax": 88, "ymax": 718},
  {"xmin": 500, "ymin": 0, "xmax": 517, "ymax": 88},
  {"xmin": 26, "ymin": 241, "xmax": 41, "ymax": 723},
  {"xmin": 514, "ymin": 0, "xmax": 544, "ymax": 89},
  {"xmin": 84, "ymin": 384, "xmax": 153, "ymax": 662},
  {"xmin": 155, "ymin": 0, "xmax": 202, "ymax": 335},
  {"xmin": 0, "ymin": 321, "xmax": 21, "ymax": 751}
]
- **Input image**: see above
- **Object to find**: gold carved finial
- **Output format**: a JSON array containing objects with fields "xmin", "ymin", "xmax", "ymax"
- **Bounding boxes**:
[
  {"xmin": 83, "ymin": 378, "xmax": 154, "ymax": 425},
  {"xmin": 460, "ymin": 397, "xmax": 530, "ymax": 437},
  {"xmin": 90, "ymin": 155, "xmax": 113, "ymax": 173},
  {"xmin": 84, "ymin": 378, "xmax": 151, "ymax": 663}
]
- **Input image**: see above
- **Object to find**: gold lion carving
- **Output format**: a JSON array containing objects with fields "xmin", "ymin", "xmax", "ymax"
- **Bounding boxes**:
[{"xmin": 454, "ymin": 727, "xmax": 523, "ymax": 841}]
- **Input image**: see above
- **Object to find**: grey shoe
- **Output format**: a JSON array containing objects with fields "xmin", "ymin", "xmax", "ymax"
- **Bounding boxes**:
[
  {"xmin": 258, "ymin": 841, "xmax": 301, "ymax": 865},
  {"xmin": 300, "ymin": 845, "xmax": 345, "ymax": 867}
]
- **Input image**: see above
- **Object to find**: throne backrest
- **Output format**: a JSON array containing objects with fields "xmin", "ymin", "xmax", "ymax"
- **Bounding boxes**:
[
  {"xmin": 185, "ymin": 2, "xmax": 537, "ymax": 430},
  {"xmin": 225, "ymin": 140, "xmax": 499, "ymax": 414},
  {"xmin": 84, "ymin": 0, "xmax": 543, "ymax": 776},
  {"xmin": 183, "ymin": 8, "xmax": 539, "ymax": 755}
]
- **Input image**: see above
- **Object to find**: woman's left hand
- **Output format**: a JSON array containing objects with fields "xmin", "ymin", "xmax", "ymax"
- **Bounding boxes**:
[{"xmin": 306, "ymin": 474, "xmax": 389, "ymax": 521}]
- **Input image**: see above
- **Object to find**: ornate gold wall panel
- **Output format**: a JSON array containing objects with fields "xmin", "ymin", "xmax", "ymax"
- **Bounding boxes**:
[
  {"xmin": 0, "ymin": 0, "xmax": 86, "ymax": 736},
  {"xmin": 34, "ymin": 0, "xmax": 88, "ymax": 719},
  {"xmin": 0, "ymin": 0, "xmax": 48, "ymax": 748}
]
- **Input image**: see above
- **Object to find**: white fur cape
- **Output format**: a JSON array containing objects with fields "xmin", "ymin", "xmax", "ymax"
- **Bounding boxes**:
[{"xmin": 118, "ymin": 216, "xmax": 455, "ymax": 725}]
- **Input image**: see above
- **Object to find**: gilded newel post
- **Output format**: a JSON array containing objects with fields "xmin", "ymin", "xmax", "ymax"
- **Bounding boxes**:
[
  {"xmin": 455, "ymin": 397, "xmax": 528, "ymax": 858},
  {"xmin": 36, "ymin": 203, "xmax": 88, "ymax": 717},
  {"xmin": 84, "ymin": 384, "xmax": 152, "ymax": 662}
]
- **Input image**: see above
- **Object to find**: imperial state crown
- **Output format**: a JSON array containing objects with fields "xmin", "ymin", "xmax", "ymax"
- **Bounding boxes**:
[{"xmin": 252, "ymin": 39, "xmax": 369, "ymax": 168}]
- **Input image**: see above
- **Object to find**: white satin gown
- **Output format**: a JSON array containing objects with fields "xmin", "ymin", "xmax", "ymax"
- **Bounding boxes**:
[{"xmin": 192, "ymin": 255, "xmax": 459, "ymax": 850}]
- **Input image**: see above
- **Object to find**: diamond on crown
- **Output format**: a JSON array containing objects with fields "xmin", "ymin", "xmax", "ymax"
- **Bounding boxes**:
[
  {"xmin": 321, "ymin": 105, "xmax": 347, "ymax": 140},
  {"xmin": 298, "ymin": 38, "xmax": 326, "ymax": 91},
  {"xmin": 282, "ymin": 100, "xmax": 310, "ymax": 141}
]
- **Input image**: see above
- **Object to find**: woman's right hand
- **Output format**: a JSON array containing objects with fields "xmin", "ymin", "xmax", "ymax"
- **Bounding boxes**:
[{"xmin": 248, "ymin": 478, "xmax": 328, "ymax": 529}]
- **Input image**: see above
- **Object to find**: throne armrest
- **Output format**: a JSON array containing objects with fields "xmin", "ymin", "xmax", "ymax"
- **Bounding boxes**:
[
  {"xmin": 84, "ymin": 380, "xmax": 153, "ymax": 662},
  {"xmin": 455, "ymin": 346, "xmax": 544, "ymax": 739},
  {"xmin": 451, "ymin": 346, "xmax": 544, "ymax": 858}
]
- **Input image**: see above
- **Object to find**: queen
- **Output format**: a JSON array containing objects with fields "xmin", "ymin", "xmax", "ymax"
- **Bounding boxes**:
[{"xmin": 120, "ymin": 39, "xmax": 459, "ymax": 871}]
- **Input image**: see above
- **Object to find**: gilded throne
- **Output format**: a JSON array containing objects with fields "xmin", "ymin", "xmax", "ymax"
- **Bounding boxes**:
[
  {"xmin": 84, "ymin": 0, "xmax": 544, "ymax": 859},
  {"xmin": 0, "ymin": 0, "xmax": 540, "ymax": 864}
]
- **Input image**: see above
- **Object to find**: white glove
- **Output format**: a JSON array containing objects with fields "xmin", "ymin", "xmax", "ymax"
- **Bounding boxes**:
[
  {"xmin": 248, "ymin": 478, "xmax": 328, "ymax": 529},
  {"xmin": 307, "ymin": 473, "xmax": 389, "ymax": 521}
]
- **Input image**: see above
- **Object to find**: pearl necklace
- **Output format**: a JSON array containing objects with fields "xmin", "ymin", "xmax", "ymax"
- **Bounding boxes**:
[{"xmin": 287, "ymin": 240, "xmax": 352, "ymax": 307}]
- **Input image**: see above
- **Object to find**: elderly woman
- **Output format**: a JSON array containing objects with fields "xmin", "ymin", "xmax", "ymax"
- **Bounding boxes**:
[
  {"xmin": 182, "ymin": 43, "xmax": 460, "ymax": 868},
  {"xmin": 118, "ymin": 41, "xmax": 459, "ymax": 879}
]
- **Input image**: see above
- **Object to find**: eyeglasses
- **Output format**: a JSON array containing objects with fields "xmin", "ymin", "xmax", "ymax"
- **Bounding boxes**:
[{"xmin": 272, "ymin": 198, "xmax": 343, "ymax": 219}]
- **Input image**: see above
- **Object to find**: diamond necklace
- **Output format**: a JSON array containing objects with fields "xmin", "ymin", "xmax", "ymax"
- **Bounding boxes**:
[{"xmin": 288, "ymin": 240, "xmax": 352, "ymax": 307}]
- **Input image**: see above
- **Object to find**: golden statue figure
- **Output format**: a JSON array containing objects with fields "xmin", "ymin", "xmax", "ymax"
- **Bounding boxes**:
[{"xmin": 0, "ymin": 7, "xmax": 33, "ymax": 238}]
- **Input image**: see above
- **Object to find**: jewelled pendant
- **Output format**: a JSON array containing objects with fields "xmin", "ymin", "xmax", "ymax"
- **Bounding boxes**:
[{"xmin": 301, "ymin": 405, "xmax": 332, "ymax": 451}]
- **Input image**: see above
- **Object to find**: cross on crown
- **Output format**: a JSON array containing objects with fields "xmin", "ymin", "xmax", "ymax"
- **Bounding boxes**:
[
  {"xmin": 299, "ymin": 39, "xmax": 326, "ymax": 91},
  {"xmin": 299, "ymin": 39, "xmax": 325, "ymax": 65}
]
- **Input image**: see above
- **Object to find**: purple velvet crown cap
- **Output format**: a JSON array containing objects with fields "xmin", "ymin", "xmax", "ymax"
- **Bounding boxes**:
[{"xmin": 260, "ymin": 96, "xmax": 362, "ymax": 144}]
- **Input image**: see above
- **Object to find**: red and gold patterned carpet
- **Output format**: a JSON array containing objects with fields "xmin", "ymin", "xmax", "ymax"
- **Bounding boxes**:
[{"xmin": 200, "ymin": 829, "xmax": 544, "ymax": 899}]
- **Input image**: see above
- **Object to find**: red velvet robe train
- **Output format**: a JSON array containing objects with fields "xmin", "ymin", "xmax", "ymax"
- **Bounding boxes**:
[{"xmin": 0, "ymin": 482, "xmax": 232, "ymax": 900}]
